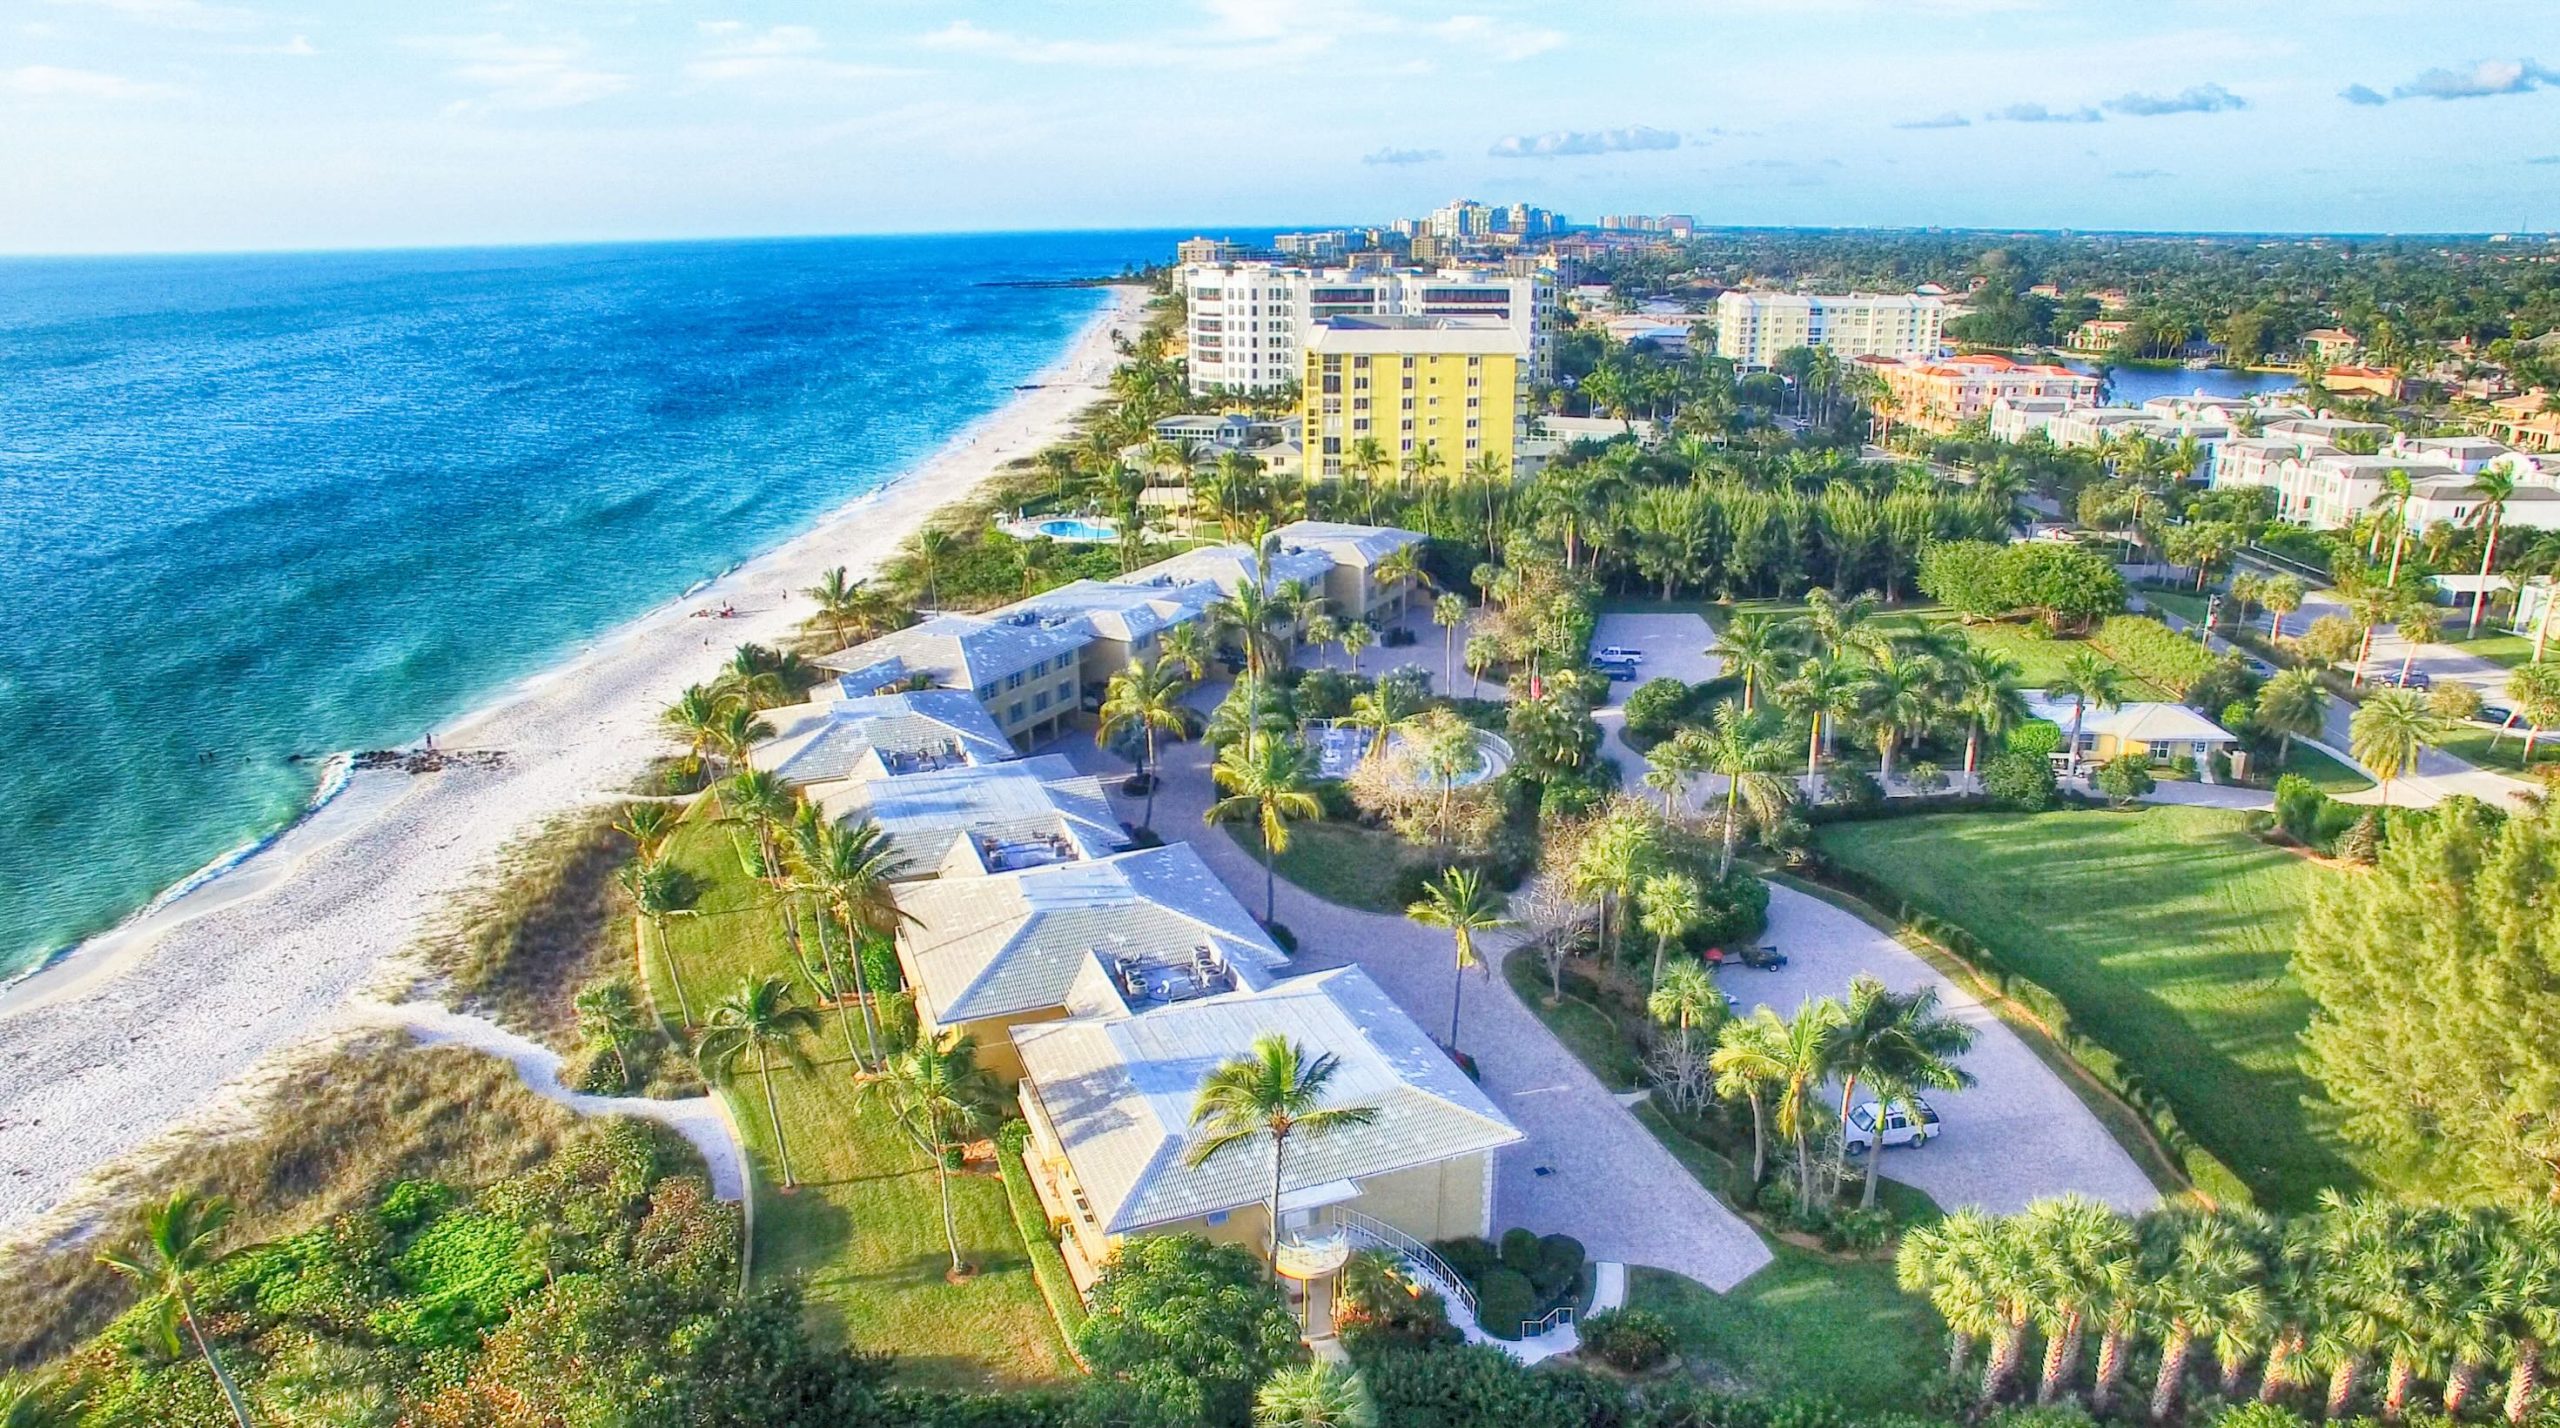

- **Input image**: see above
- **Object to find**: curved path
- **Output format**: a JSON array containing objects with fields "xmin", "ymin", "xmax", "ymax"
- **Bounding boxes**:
[
  {"xmin": 1745, "ymin": 886, "xmax": 2159, "ymax": 1214},
  {"xmin": 360, "ymin": 1000, "xmax": 748, "ymax": 1201},
  {"xmin": 1057, "ymin": 714, "xmax": 1774, "ymax": 1293}
]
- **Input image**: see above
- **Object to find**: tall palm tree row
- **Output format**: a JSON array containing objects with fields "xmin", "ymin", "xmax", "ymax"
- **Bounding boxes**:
[{"xmin": 1898, "ymin": 1195, "xmax": 2560, "ymax": 1424}]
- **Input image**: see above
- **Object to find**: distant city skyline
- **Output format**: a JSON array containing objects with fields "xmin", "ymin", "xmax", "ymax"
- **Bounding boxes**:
[{"xmin": 4, "ymin": 0, "xmax": 2557, "ymax": 255}]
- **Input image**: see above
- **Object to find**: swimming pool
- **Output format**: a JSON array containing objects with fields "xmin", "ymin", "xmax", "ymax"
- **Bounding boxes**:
[{"xmin": 1013, "ymin": 516, "xmax": 1118, "ymax": 543}]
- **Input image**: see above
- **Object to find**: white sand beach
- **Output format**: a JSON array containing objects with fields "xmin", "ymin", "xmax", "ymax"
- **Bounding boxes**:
[{"xmin": 0, "ymin": 284, "xmax": 1147, "ymax": 1240}]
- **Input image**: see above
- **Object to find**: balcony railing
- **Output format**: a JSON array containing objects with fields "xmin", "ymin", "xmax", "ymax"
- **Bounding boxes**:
[{"xmin": 1324, "ymin": 1207, "xmax": 1476, "ymax": 1322}]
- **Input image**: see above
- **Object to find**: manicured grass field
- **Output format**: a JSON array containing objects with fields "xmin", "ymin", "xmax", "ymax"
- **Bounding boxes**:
[
  {"xmin": 2434, "ymin": 721, "xmax": 2560, "ymax": 777},
  {"xmin": 2134, "ymin": 586, "xmax": 2211, "ymax": 626},
  {"xmin": 642, "ymin": 807, "xmax": 1073, "ymax": 1389},
  {"xmin": 1810, "ymin": 806, "xmax": 2357, "ymax": 1209},
  {"xmin": 2436, "ymin": 628, "xmax": 2537, "ymax": 670}
]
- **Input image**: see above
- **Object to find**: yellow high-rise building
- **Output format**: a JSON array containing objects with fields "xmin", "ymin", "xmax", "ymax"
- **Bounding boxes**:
[{"xmin": 1300, "ymin": 315, "xmax": 1524, "ymax": 481}]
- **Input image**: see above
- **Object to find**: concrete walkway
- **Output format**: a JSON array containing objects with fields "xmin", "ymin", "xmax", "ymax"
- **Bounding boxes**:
[
  {"xmin": 362, "ymin": 999, "xmax": 748, "ymax": 1201},
  {"xmin": 1055, "ymin": 720, "xmax": 1775, "ymax": 1293},
  {"xmin": 1746, "ymin": 886, "xmax": 2160, "ymax": 1215}
]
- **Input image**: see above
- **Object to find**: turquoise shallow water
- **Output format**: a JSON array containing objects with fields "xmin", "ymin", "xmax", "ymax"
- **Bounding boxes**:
[{"xmin": 0, "ymin": 232, "xmax": 1165, "ymax": 979}]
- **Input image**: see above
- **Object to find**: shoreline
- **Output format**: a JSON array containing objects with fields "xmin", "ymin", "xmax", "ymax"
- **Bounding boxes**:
[{"xmin": 0, "ymin": 283, "xmax": 1146, "ymax": 1238}]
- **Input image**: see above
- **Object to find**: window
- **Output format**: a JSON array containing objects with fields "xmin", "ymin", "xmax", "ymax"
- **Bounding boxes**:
[
  {"xmin": 1033, "ymin": 690, "xmax": 1051, "ymax": 712},
  {"xmin": 1007, "ymin": 671, "xmax": 1025, "ymax": 690},
  {"xmin": 976, "ymin": 684, "xmax": 996, "ymax": 702},
  {"xmin": 1008, "ymin": 701, "xmax": 1026, "ymax": 724}
]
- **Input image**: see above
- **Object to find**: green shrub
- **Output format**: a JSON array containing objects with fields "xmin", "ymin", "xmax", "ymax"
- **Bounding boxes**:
[
  {"xmin": 1982, "ymin": 752, "xmax": 2057, "ymax": 811},
  {"xmin": 1695, "ymin": 870, "xmax": 1772, "ymax": 948},
  {"xmin": 1475, "ymin": 1267, "xmax": 1537, "ymax": 1340},
  {"xmin": 1578, "ymin": 1306, "xmax": 1677, "ymax": 1372},
  {"xmin": 2095, "ymin": 754, "xmax": 2156, "ymax": 805},
  {"xmin": 1622, "ymin": 678, "xmax": 1696, "ymax": 742},
  {"xmin": 1433, "ymin": 1235, "xmax": 1497, "ymax": 1285},
  {"xmin": 2090, "ymin": 614, "xmax": 2218, "ymax": 696},
  {"xmin": 2007, "ymin": 720, "xmax": 2065, "ymax": 759},
  {"xmin": 2167, "ymin": 754, "xmax": 2199, "ymax": 782},
  {"xmin": 1828, "ymin": 767, "xmax": 1884, "ymax": 812},
  {"xmin": 1498, "ymin": 1226, "xmax": 1545, "ymax": 1276},
  {"xmin": 1531, "ymin": 1234, "xmax": 1585, "ymax": 1303}
]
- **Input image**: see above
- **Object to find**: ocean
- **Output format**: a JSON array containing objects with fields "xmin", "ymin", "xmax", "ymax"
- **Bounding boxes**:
[{"xmin": 0, "ymin": 231, "xmax": 1169, "ymax": 981}]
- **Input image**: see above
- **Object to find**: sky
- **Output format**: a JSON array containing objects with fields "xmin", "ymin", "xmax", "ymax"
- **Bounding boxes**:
[{"xmin": 4, "ymin": 0, "xmax": 2558, "ymax": 254}]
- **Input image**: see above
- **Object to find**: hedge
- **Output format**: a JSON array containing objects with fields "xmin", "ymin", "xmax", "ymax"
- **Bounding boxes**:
[
  {"xmin": 1792, "ymin": 856, "xmax": 2254, "ymax": 1208},
  {"xmin": 996, "ymin": 1120, "xmax": 1090, "ymax": 1360}
]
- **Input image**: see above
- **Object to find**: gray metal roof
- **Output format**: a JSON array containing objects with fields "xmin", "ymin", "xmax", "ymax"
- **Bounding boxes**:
[
  {"xmin": 894, "ymin": 843, "xmax": 1288, "ymax": 1026},
  {"xmin": 992, "ymin": 578, "xmax": 1221, "ymax": 646},
  {"xmin": 1122, "ymin": 543, "xmax": 1335, "ymax": 598},
  {"xmin": 815, "ymin": 614, "xmax": 1092, "ymax": 688},
  {"xmin": 816, "ymin": 754, "xmax": 1124, "ymax": 877},
  {"xmin": 749, "ymin": 690, "xmax": 1015, "ymax": 787},
  {"xmin": 1014, "ymin": 965, "xmax": 1522, "ymax": 1234},
  {"xmin": 1270, "ymin": 520, "xmax": 1426, "ymax": 568}
]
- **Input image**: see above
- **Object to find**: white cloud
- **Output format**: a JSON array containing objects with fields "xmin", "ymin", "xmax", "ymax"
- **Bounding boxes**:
[
  {"xmin": 1, "ymin": 64, "xmax": 183, "ymax": 99},
  {"xmin": 1488, "ymin": 125, "xmax": 1679, "ymax": 158},
  {"xmin": 2391, "ymin": 57, "xmax": 2557, "ymax": 101},
  {"xmin": 1362, "ymin": 145, "xmax": 1443, "ymax": 165},
  {"xmin": 684, "ymin": 23, "xmax": 904, "ymax": 87},
  {"xmin": 1893, "ymin": 111, "xmax": 1971, "ymax": 130},
  {"xmin": 412, "ymin": 34, "xmax": 630, "ymax": 115},
  {"xmin": 2104, "ymin": 82, "xmax": 2248, "ymax": 116},
  {"xmin": 1988, "ymin": 101, "xmax": 2103, "ymax": 124},
  {"xmin": 225, "ymin": 33, "xmax": 314, "ymax": 56}
]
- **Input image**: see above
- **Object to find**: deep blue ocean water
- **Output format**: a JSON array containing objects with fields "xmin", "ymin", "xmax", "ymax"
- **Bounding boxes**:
[{"xmin": 0, "ymin": 232, "xmax": 1169, "ymax": 979}]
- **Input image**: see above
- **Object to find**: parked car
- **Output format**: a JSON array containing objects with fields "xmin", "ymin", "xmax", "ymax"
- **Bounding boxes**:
[
  {"xmin": 2479, "ymin": 705, "xmax": 2515, "ymax": 727},
  {"xmin": 2383, "ymin": 670, "xmax": 2434, "ymax": 691},
  {"xmin": 1595, "ymin": 645, "xmax": 1645, "ymax": 664},
  {"xmin": 1590, "ymin": 659, "xmax": 1639, "ymax": 682},
  {"xmin": 1842, "ymin": 1097, "xmax": 1942, "ymax": 1154}
]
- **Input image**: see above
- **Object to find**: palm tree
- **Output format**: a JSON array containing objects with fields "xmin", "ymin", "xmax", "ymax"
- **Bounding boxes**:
[
  {"xmin": 620, "ymin": 854, "xmax": 695, "ymax": 1025},
  {"xmin": 1777, "ymin": 656, "xmax": 1862, "ymax": 799},
  {"xmin": 1634, "ymin": 872, "xmax": 1703, "ymax": 992},
  {"xmin": 2145, "ymin": 1213, "xmax": 2269, "ymax": 1422},
  {"xmin": 2349, "ymin": 689, "xmax": 2439, "ymax": 802},
  {"xmin": 1186, "ymin": 1034, "xmax": 1380, "ymax": 1272},
  {"xmin": 711, "ymin": 702, "xmax": 776, "ymax": 777},
  {"xmin": 695, "ymin": 975, "xmax": 823, "ymax": 1190},
  {"xmin": 1796, "ymin": 586, "xmax": 1883, "ymax": 663},
  {"xmin": 1207, "ymin": 732, "xmax": 1322, "ymax": 923},
  {"xmin": 2019, "ymin": 1195, "xmax": 2140, "ymax": 1406},
  {"xmin": 2049, "ymin": 651, "xmax": 2126, "ymax": 776},
  {"xmin": 1743, "ymin": 998, "xmax": 1843, "ymax": 1207},
  {"xmin": 1951, "ymin": 647, "xmax": 2030, "ymax": 783},
  {"xmin": 1433, "ymin": 593, "xmax": 1468, "ymax": 691},
  {"xmin": 911, "ymin": 528, "xmax": 954, "ymax": 609},
  {"xmin": 1254, "ymin": 1363, "xmax": 1377, "ymax": 1428},
  {"xmin": 720, "ymin": 768, "xmax": 815, "ymax": 990},
  {"xmin": 2261, "ymin": 573, "xmax": 2306, "ymax": 640},
  {"xmin": 615, "ymin": 801, "xmax": 677, "ymax": 860},
  {"xmin": 1650, "ymin": 958, "xmax": 1726, "ymax": 1064},
  {"xmin": 1690, "ymin": 705, "xmax": 1793, "ymax": 874},
  {"xmin": 1159, "ymin": 621, "xmax": 1214, "ymax": 682},
  {"xmin": 2371, "ymin": 468, "xmax": 2417, "ymax": 586},
  {"xmin": 1713, "ymin": 613, "xmax": 1793, "ymax": 714},
  {"xmin": 99, "ymin": 1191, "xmax": 255, "ymax": 1428},
  {"xmin": 1860, "ymin": 641, "xmax": 1945, "ymax": 786},
  {"xmin": 575, "ymin": 977, "xmax": 647, "ymax": 1091},
  {"xmin": 1346, "ymin": 676, "xmax": 1423, "ymax": 763},
  {"xmin": 1899, "ymin": 1208, "xmax": 2008, "ymax": 1387},
  {"xmin": 791, "ymin": 815, "xmax": 909, "ymax": 1067},
  {"xmin": 2465, "ymin": 468, "xmax": 2517, "ymax": 638},
  {"xmin": 1099, "ymin": 656, "xmax": 1192, "ymax": 833},
  {"xmin": 2256, "ymin": 669, "xmax": 2327, "ymax": 766},
  {"xmin": 2343, "ymin": 578, "xmax": 2403, "ymax": 688},
  {"xmin": 1212, "ymin": 577, "xmax": 1289, "ymax": 678},
  {"xmin": 661, "ymin": 683, "xmax": 732, "ymax": 780},
  {"xmin": 1710, "ymin": 1009, "xmax": 1790, "ymax": 1186},
  {"xmin": 803, "ymin": 565, "xmax": 865, "ymax": 646},
  {"xmin": 1340, "ymin": 618, "xmax": 1373, "ymax": 675},
  {"xmin": 1406, "ymin": 868, "xmax": 1511, "ymax": 1052},
  {"xmin": 1829, "ymin": 975, "xmax": 1977, "ymax": 1207},
  {"xmin": 1463, "ymin": 632, "xmax": 1499, "ymax": 696},
  {"xmin": 866, "ymin": 1031, "xmax": 1000, "ymax": 1276}
]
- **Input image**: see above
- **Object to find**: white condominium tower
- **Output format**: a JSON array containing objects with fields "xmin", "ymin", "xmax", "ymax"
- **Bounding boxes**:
[
  {"xmin": 1712, "ymin": 290, "xmax": 1945, "ymax": 370},
  {"xmin": 1183, "ymin": 262, "xmax": 1554, "ymax": 395}
]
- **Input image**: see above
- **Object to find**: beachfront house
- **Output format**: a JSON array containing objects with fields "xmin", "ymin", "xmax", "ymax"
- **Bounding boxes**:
[
  {"xmin": 2026, "ymin": 691, "xmax": 2239, "ymax": 770},
  {"xmin": 1270, "ymin": 520, "xmax": 1429, "ymax": 626},
  {"xmin": 1013, "ymin": 964, "xmax": 1523, "ymax": 1302},
  {"xmin": 888, "ymin": 842, "xmax": 1290, "ymax": 1079},
  {"xmin": 815, "ymin": 613, "xmax": 1093, "ymax": 746},
  {"xmin": 990, "ymin": 578, "xmax": 1222, "ymax": 706},
  {"xmin": 814, "ymin": 754, "xmax": 1125, "ymax": 880},
  {"xmin": 747, "ymin": 689, "xmax": 1015, "ymax": 793}
]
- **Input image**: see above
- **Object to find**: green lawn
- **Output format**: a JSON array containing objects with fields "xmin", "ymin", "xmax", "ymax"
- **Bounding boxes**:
[
  {"xmin": 1713, "ymin": 599, "xmax": 2172, "ymax": 700},
  {"xmin": 643, "ymin": 808, "xmax": 1073, "ymax": 1390},
  {"xmin": 1224, "ymin": 818, "xmax": 1425, "ymax": 916},
  {"xmin": 2436, "ymin": 628, "xmax": 2538, "ymax": 670},
  {"xmin": 1502, "ymin": 955, "xmax": 1644, "ymax": 1091},
  {"xmin": 2135, "ymin": 587, "xmax": 2211, "ymax": 626},
  {"xmin": 1632, "ymin": 1260, "xmax": 1938, "ymax": 1412},
  {"xmin": 2435, "ymin": 721, "xmax": 2560, "ymax": 778},
  {"xmin": 2277, "ymin": 742, "xmax": 2374, "ymax": 794},
  {"xmin": 1810, "ymin": 807, "xmax": 2358, "ymax": 1210}
]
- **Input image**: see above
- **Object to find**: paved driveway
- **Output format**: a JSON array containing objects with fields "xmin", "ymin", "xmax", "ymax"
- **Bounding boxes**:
[
  {"xmin": 1738, "ymin": 884, "xmax": 2161, "ymax": 1215},
  {"xmin": 1051, "ymin": 722, "xmax": 1774, "ymax": 1292},
  {"xmin": 1591, "ymin": 611, "xmax": 1721, "ymax": 781}
]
